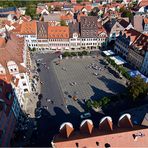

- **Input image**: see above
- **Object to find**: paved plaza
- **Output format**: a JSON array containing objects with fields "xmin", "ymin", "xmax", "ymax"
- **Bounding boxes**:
[{"xmin": 53, "ymin": 55, "xmax": 126, "ymax": 113}]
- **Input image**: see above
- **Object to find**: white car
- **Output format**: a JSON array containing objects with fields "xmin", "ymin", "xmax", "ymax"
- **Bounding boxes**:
[
  {"xmin": 80, "ymin": 112, "xmax": 91, "ymax": 119},
  {"xmin": 93, "ymin": 72, "xmax": 99, "ymax": 76}
]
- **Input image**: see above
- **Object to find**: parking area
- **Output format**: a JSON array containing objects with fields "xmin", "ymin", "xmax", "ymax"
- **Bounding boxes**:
[{"xmin": 53, "ymin": 55, "xmax": 127, "ymax": 113}]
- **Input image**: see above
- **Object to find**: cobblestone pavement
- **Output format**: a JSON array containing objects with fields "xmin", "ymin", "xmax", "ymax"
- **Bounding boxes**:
[{"xmin": 53, "ymin": 55, "xmax": 126, "ymax": 113}]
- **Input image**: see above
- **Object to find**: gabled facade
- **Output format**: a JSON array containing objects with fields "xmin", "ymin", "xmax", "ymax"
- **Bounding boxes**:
[{"xmin": 103, "ymin": 19, "xmax": 125, "ymax": 42}]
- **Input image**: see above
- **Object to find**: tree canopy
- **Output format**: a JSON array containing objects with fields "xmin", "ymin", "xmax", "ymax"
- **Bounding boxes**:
[{"xmin": 128, "ymin": 76, "xmax": 148, "ymax": 101}]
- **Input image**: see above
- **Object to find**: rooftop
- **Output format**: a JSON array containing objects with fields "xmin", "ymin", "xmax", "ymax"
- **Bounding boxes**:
[
  {"xmin": 48, "ymin": 26, "xmax": 69, "ymax": 39},
  {"xmin": 20, "ymin": 21, "xmax": 37, "ymax": 35},
  {"xmin": 53, "ymin": 114, "xmax": 148, "ymax": 147}
]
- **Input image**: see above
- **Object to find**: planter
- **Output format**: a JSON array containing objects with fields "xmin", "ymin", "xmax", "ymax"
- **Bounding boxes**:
[{"xmin": 92, "ymin": 107, "xmax": 102, "ymax": 112}]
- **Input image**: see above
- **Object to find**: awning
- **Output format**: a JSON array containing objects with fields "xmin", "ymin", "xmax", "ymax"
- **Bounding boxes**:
[
  {"xmin": 110, "ymin": 56, "xmax": 127, "ymax": 65},
  {"xmin": 103, "ymin": 50, "xmax": 115, "ymax": 56},
  {"xmin": 128, "ymin": 70, "xmax": 148, "ymax": 83}
]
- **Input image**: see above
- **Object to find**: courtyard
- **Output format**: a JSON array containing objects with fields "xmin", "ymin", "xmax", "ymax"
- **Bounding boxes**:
[{"xmin": 53, "ymin": 55, "xmax": 127, "ymax": 113}]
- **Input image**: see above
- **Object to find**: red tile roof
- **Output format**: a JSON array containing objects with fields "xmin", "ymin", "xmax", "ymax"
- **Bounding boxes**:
[
  {"xmin": 0, "ymin": 33, "xmax": 27, "ymax": 74},
  {"xmin": 0, "ymin": 38, "xmax": 6, "ymax": 48},
  {"xmin": 48, "ymin": 26, "xmax": 69, "ymax": 39},
  {"xmin": 74, "ymin": 5, "xmax": 92, "ymax": 12},
  {"xmin": 61, "ymin": 14, "xmax": 73, "ymax": 21},
  {"xmin": 138, "ymin": 0, "xmax": 148, "ymax": 7},
  {"xmin": 144, "ymin": 18, "xmax": 148, "ymax": 24},
  {"xmin": 20, "ymin": 21, "xmax": 36, "ymax": 35}
]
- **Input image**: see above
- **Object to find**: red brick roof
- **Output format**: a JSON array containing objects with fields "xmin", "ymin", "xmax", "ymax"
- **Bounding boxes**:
[
  {"xmin": 48, "ymin": 26, "xmax": 69, "ymax": 39},
  {"xmin": 0, "ymin": 33, "xmax": 27, "ymax": 74},
  {"xmin": 20, "ymin": 21, "xmax": 36, "ymax": 35}
]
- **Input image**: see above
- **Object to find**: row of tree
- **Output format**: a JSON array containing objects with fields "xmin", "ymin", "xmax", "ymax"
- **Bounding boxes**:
[{"xmin": 62, "ymin": 51, "xmax": 89, "ymax": 57}]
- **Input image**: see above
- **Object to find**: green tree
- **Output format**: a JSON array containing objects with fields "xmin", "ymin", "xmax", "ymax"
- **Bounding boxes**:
[
  {"xmin": 71, "ymin": 52, "xmax": 77, "ymax": 56},
  {"xmin": 82, "ymin": 50, "xmax": 88, "ymax": 56},
  {"xmin": 77, "ymin": 0, "xmax": 83, "ymax": 3},
  {"xmin": 48, "ymin": 6, "xmax": 51, "ymax": 12},
  {"xmin": 86, "ymin": 100, "xmax": 92, "ymax": 109},
  {"xmin": 60, "ymin": 20, "xmax": 67, "ymax": 26},
  {"xmin": 128, "ymin": 76, "xmax": 148, "ymax": 101}
]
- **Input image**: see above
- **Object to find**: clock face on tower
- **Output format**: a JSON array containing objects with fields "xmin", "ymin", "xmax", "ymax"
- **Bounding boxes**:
[{"xmin": 73, "ymin": 33, "xmax": 78, "ymax": 38}]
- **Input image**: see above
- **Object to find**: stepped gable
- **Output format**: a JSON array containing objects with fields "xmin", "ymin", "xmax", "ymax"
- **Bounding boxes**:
[
  {"xmin": 118, "ymin": 113, "xmax": 133, "ymax": 128},
  {"xmin": 80, "ymin": 119, "xmax": 93, "ymax": 135},
  {"xmin": 59, "ymin": 122, "xmax": 74, "ymax": 138},
  {"xmin": 99, "ymin": 116, "xmax": 113, "ymax": 131}
]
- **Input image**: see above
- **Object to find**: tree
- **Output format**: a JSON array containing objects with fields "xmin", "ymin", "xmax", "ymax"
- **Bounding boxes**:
[
  {"xmin": 60, "ymin": 20, "xmax": 67, "ymax": 26},
  {"xmin": 48, "ymin": 6, "xmax": 51, "ymax": 12},
  {"xmin": 71, "ymin": 52, "xmax": 77, "ymax": 56},
  {"xmin": 82, "ymin": 50, "xmax": 88, "ymax": 56},
  {"xmin": 86, "ymin": 100, "xmax": 92, "ymax": 109},
  {"xmin": 77, "ymin": 0, "xmax": 83, "ymax": 3},
  {"xmin": 128, "ymin": 76, "xmax": 148, "ymax": 101}
]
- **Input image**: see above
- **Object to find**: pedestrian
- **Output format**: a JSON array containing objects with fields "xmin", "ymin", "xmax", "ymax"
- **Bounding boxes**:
[{"xmin": 51, "ymin": 100, "xmax": 54, "ymax": 104}]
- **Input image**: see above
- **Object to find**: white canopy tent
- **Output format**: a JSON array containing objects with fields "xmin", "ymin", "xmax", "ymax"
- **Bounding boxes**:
[
  {"xmin": 110, "ymin": 56, "xmax": 127, "ymax": 65},
  {"xmin": 103, "ymin": 50, "xmax": 115, "ymax": 56}
]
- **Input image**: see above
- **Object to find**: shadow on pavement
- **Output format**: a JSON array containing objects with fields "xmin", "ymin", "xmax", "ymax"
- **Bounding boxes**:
[
  {"xmin": 99, "ymin": 75, "xmax": 126, "ymax": 94},
  {"xmin": 90, "ymin": 85, "xmax": 113, "ymax": 101}
]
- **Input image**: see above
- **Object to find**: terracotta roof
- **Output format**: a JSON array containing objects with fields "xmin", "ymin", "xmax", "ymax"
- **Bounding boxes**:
[
  {"xmin": 99, "ymin": 116, "xmax": 113, "ymax": 131},
  {"xmin": 132, "ymin": 33, "xmax": 148, "ymax": 51},
  {"xmin": 48, "ymin": 26, "xmax": 69, "ymax": 39},
  {"xmin": 20, "ymin": 21, "xmax": 36, "ymax": 35},
  {"xmin": 144, "ymin": 18, "xmax": 148, "ymax": 24},
  {"xmin": 74, "ymin": 5, "xmax": 92, "ymax": 12},
  {"xmin": 118, "ymin": 114, "xmax": 133, "ymax": 128},
  {"xmin": 138, "ymin": 0, "xmax": 148, "ymax": 7},
  {"xmin": 0, "ymin": 38, "xmax": 6, "ymax": 48},
  {"xmin": 124, "ymin": 28, "xmax": 141, "ymax": 43},
  {"xmin": 59, "ymin": 123, "xmax": 74, "ymax": 138},
  {"xmin": 80, "ymin": 119, "xmax": 93, "ymax": 135},
  {"xmin": 61, "ymin": 14, "xmax": 73, "ymax": 21},
  {"xmin": 0, "ymin": 33, "xmax": 27, "ymax": 74}
]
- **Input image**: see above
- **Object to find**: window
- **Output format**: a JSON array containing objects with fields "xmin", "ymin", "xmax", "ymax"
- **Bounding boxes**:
[
  {"xmin": 10, "ymin": 69, "xmax": 13, "ymax": 72},
  {"xmin": 21, "ymin": 76, "xmax": 24, "ymax": 79},
  {"xmin": 75, "ymin": 143, "xmax": 79, "ymax": 147},
  {"xmin": 96, "ymin": 142, "xmax": 99, "ymax": 146},
  {"xmin": 105, "ymin": 143, "xmax": 111, "ymax": 148},
  {"xmin": 14, "ymin": 68, "xmax": 17, "ymax": 71},
  {"xmin": 24, "ymin": 89, "xmax": 28, "ymax": 92},
  {"xmin": 23, "ymin": 83, "xmax": 26, "ymax": 86}
]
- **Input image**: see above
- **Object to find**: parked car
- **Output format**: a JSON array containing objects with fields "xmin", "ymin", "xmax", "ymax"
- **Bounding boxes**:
[
  {"xmin": 93, "ymin": 72, "xmax": 99, "ymax": 76},
  {"xmin": 80, "ymin": 112, "xmax": 91, "ymax": 119}
]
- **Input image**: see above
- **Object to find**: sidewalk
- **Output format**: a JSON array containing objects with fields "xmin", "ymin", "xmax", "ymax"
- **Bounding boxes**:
[{"xmin": 24, "ymin": 55, "xmax": 41, "ymax": 118}]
